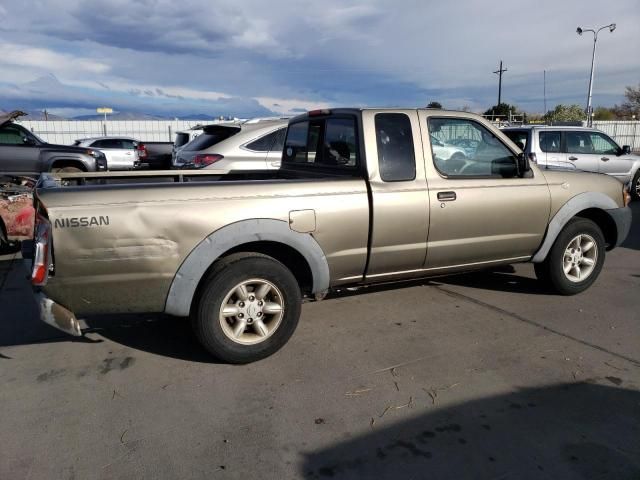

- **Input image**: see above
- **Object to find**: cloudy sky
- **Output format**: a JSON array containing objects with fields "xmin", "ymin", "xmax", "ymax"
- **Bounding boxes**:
[{"xmin": 0, "ymin": 0, "xmax": 638, "ymax": 117}]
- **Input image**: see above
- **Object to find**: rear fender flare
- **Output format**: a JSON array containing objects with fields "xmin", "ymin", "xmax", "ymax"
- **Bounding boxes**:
[
  {"xmin": 164, "ymin": 219, "xmax": 330, "ymax": 316},
  {"xmin": 532, "ymin": 192, "xmax": 618, "ymax": 263}
]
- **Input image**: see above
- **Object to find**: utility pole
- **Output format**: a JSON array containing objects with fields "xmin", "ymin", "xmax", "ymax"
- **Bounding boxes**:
[{"xmin": 493, "ymin": 60, "xmax": 507, "ymax": 107}]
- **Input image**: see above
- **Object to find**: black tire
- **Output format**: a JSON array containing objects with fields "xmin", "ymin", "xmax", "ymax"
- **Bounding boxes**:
[
  {"xmin": 631, "ymin": 170, "xmax": 640, "ymax": 201},
  {"xmin": 534, "ymin": 218, "xmax": 605, "ymax": 295},
  {"xmin": 51, "ymin": 166, "xmax": 83, "ymax": 173},
  {"xmin": 192, "ymin": 252, "xmax": 302, "ymax": 364}
]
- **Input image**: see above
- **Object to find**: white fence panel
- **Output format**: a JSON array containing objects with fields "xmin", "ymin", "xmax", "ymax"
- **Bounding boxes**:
[
  {"xmin": 16, "ymin": 119, "xmax": 210, "ymax": 145},
  {"xmin": 592, "ymin": 121, "xmax": 640, "ymax": 151}
]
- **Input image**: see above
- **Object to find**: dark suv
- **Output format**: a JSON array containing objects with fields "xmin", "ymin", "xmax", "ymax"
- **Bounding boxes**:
[{"xmin": 0, "ymin": 111, "xmax": 107, "ymax": 175}]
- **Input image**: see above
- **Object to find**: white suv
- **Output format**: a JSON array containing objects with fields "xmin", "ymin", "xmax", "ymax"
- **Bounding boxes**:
[{"xmin": 503, "ymin": 126, "xmax": 640, "ymax": 199}]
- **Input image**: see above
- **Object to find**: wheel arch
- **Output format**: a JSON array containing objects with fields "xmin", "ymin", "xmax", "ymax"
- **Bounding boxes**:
[
  {"xmin": 49, "ymin": 158, "xmax": 88, "ymax": 171},
  {"xmin": 532, "ymin": 192, "xmax": 619, "ymax": 263},
  {"xmin": 164, "ymin": 219, "xmax": 330, "ymax": 317}
]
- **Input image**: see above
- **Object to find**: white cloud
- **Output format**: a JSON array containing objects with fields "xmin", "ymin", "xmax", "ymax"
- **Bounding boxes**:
[
  {"xmin": 0, "ymin": 42, "xmax": 109, "ymax": 75},
  {"xmin": 0, "ymin": 0, "xmax": 638, "ymax": 113},
  {"xmin": 255, "ymin": 96, "xmax": 331, "ymax": 115}
]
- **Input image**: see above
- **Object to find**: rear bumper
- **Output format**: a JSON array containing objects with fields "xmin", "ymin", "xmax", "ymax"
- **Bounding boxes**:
[
  {"xmin": 35, "ymin": 291, "xmax": 82, "ymax": 337},
  {"xmin": 607, "ymin": 206, "xmax": 632, "ymax": 248}
]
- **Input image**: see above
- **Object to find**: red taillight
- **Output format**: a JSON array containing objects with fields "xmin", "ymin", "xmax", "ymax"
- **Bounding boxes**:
[
  {"xmin": 527, "ymin": 152, "xmax": 537, "ymax": 163},
  {"xmin": 136, "ymin": 143, "xmax": 148, "ymax": 158},
  {"xmin": 193, "ymin": 154, "xmax": 223, "ymax": 167},
  {"xmin": 32, "ymin": 214, "xmax": 52, "ymax": 286}
]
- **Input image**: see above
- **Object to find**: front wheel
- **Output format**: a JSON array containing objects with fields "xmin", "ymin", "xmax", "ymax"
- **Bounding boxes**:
[
  {"xmin": 534, "ymin": 218, "xmax": 605, "ymax": 295},
  {"xmin": 192, "ymin": 253, "xmax": 302, "ymax": 363}
]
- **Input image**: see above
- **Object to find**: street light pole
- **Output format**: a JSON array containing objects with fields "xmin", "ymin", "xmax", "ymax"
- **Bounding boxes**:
[{"xmin": 577, "ymin": 23, "xmax": 616, "ymax": 127}]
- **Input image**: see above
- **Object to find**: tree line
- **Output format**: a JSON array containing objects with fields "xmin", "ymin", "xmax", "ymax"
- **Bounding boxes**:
[{"xmin": 426, "ymin": 82, "xmax": 640, "ymax": 123}]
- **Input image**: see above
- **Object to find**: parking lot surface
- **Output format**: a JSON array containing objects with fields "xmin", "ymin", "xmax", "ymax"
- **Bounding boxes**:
[{"xmin": 1, "ymin": 202, "xmax": 639, "ymax": 480}]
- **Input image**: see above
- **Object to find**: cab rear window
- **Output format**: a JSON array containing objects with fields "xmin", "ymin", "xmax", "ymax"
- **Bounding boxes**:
[{"xmin": 283, "ymin": 117, "xmax": 359, "ymax": 170}]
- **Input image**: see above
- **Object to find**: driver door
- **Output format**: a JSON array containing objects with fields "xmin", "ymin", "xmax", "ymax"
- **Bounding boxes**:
[{"xmin": 420, "ymin": 113, "xmax": 550, "ymax": 270}]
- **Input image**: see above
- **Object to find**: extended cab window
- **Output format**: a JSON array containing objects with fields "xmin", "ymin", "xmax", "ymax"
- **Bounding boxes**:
[
  {"xmin": 375, "ymin": 113, "xmax": 416, "ymax": 182},
  {"xmin": 539, "ymin": 131, "xmax": 561, "ymax": 153},
  {"xmin": 283, "ymin": 117, "xmax": 358, "ymax": 169},
  {"xmin": 428, "ymin": 117, "xmax": 518, "ymax": 178}
]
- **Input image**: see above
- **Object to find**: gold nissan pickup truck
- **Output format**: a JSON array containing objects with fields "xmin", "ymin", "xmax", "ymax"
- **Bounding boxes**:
[{"xmin": 30, "ymin": 109, "xmax": 632, "ymax": 363}]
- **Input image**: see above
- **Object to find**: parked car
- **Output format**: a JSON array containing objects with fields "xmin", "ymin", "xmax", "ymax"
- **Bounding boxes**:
[
  {"xmin": 74, "ymin": 137, "xmax": 141, "ymax": 170},
  {"xmin": 174, "ymin": 119, "xmax": 287, "ymax": 170},
  {"xmin": 31, "ymin": 108, "xmax": 631, "ymax": 363},
  {"xmin": 503, "ymin": 126, "xmax": 640, "ymax": 199},
  {"xmin": 0, "ymin": 111, "xmax": 107, "ymax": 175},
  {"xmin": 429, "ymin": 134, "xmax": 467, "ymax": 160}
]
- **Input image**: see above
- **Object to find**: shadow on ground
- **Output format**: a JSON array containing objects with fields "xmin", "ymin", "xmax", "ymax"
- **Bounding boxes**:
[
  {"xmin": 83, "ymin": 314, "xmax": 218, "ymax": 363},
  {"xmin": 302, "ymin": 382, "xmax": 640, "ymax": 480}
]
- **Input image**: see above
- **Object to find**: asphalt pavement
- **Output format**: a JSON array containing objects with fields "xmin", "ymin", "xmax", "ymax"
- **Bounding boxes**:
[{"xmin": 1, "ymin": 202, "xmax": 639, "ymax": 480}]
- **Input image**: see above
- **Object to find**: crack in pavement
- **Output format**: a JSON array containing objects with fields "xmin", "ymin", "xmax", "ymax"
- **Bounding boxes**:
[{"xmin": 433, "ymin": 284, "xmax": 640, "ymax": 368}]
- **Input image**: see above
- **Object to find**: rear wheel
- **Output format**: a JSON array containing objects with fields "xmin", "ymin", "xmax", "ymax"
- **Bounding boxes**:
[
  {"xmin": 534, "ymin": 218, "xmax": 605, "ymax": 295},
  {"xmin": 192, "ymin": 253, "xmax": 302, "ymax": 363}
]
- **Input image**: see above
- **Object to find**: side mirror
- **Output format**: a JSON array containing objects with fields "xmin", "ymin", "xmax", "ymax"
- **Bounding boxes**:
[
  {"xmin": 620, "ymin": 145, "xmax": 631, "ymax": 155},
  {"xmin": 22, "ymin": 136, "xmax": 36, "ymax": 146},
  {"xmin": 517, "ymin": 152, "xmax": 531, "ymax": 176}
]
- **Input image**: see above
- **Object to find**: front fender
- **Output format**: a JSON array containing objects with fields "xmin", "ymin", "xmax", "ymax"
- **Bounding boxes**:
[
  {"xmin": 42, "ymin": 152, "xmax": 95, "ymax": 171},
  {"xmin": 532, "ymin": 192, "xmax": 619, "ymax": 263},
  {"xmin": 164, "ymin": 218, "xmax": 330, "ymax": 317}
]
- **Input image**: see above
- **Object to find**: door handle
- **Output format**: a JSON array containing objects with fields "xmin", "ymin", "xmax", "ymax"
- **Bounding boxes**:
[
  {"xmin": 568, "ymin": 156, "xmax": 578, "ymax": 161},
  {"xmin": 601, "ymin": 157, "xmax": 609, "ymax": 162},
  {"xmin": 437, "ymin": 191, "xmax": 457, "ymax": 202}
]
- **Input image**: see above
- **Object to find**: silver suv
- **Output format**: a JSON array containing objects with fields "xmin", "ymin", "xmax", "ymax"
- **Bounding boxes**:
[
  {"xmin": 503, "ymin": 126, "xmax": 640, "ymax": 199},
  {"xmin": 174, "ymin": 120, "xmax": 287, "ymax": 170},
  {"xmin": 73, "ymin": 137, "xmax": 141, "ymax": 170}
]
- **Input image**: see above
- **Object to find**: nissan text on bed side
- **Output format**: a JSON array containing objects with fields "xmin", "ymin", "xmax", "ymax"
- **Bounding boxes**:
[{"xmin": 31, "ymin": 109, "xmax": 632, "ymax": 363}]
